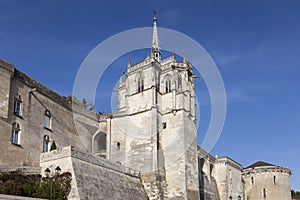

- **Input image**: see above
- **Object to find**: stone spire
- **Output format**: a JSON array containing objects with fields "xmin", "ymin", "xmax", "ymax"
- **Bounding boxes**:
[{"xmin": 151, "ymin": 11, "xmax": 161, "ymax": 62}]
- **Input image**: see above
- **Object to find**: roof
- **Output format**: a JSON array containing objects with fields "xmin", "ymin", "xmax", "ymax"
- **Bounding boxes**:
[{"xmin": 245, "ymin": 161, "xmax": 277, "ymax": 169}]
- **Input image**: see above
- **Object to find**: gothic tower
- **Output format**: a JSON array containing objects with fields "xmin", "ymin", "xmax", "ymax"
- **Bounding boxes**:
[{"xmin": 105, "ymin": 14, "xmax": 199, "ymax": 199}]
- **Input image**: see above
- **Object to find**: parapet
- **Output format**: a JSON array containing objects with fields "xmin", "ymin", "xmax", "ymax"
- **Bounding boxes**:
[{"xmin": 0, "ymin": 58, "xmax": 14, "ymax": 73}]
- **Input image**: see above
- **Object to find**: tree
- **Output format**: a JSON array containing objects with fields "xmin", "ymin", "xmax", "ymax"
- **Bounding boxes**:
[
  {"xmin": 50, "ymin": 141, "xmax": 57, "ymax": 151},
  {"xmin": 291, "ymin": 190, "xmax": 300, "ymax": 200}
]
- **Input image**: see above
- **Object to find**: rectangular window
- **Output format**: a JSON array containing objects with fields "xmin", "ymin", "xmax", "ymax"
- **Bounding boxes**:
[
  {"xmin": 43, "ymin": 135, "xmax": 50, "ymax": 152},
  {"xmin": 14, "ymin": 101, "xmax": 20, "ymax": 115},
  {"xmin": 44, "ymin": 110, "xmax": 52, "ymax": 130},
  {"xmin": 12, "ymin": 129, "xmax": 19, "ymax": 144},
  {"xmin": 138, "ymin": 78, "xmax": 144, "ymax": 93},
  {"xmin": 14, "ymin": 95, "xmax": 23, "ymax": 116},
  {"xmin": 166, "ymin": 80, "xmax": 171, "ymax": 93},
  {"xmin": 11, "ymin": 122, "xmax": 21, "ymax": 145}
]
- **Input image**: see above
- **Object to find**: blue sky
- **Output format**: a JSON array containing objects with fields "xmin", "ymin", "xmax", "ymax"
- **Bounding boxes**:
[{"xmin": 1, "ymin": 0, "xmax": 300, "ymax": 190}]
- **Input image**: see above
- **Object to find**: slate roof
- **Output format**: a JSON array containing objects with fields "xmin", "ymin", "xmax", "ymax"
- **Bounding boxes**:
[{"xmin": 245, "ymin": 161, "xmax": 277, "ymax": 169}]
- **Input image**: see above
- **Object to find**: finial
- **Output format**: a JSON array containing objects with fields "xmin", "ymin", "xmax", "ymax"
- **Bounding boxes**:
[
  {"xmin": 119, "ymin": 73, "xmax": 123, "ymax": 84},
  {"xmin": 183, "ymin": 52, "xmax": 187, "ymax": 63},
  {"xmin": 128, "ymin": 58, "xmax": 131, "ymax": 68},
  {"xmin": 153, "ymin": 10, "xmax": 157, "ymax": 19}
]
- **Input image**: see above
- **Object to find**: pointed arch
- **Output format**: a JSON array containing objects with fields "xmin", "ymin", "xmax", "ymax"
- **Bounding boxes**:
[
  {"xmin": 162, "ymin": 74, "xmax": 172, "ymax": 93},
  {"xmin": 136, "ymin": 72, "xmax": 145, "ymax": 93}
]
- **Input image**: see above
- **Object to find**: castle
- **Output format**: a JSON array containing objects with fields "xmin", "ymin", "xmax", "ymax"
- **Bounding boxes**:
[{"xmin": 0, "ymin": 15, "xmax": 292, "ymax": 200}]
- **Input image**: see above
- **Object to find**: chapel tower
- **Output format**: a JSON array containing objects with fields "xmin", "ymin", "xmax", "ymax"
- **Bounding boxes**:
[{"xmin": 105, "ymin": 13, "xmax": 199, "ymax": 199}]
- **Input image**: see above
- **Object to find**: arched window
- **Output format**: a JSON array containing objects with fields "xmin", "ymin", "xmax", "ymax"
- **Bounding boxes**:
[
  {"xmin": 178, "ymin": 74, "xmax": 182, "ymax": 90},
  {"xmin": 229, "ymin": 196, "xmax": 232, "ymax": 200},
  {"xmin": 136, "ymin": 72, "xmax": 145, "ymax": 93},
  {"xmin": 43, "ymin": 135, "xmax": 50, "ymax": 152},
  {"xmin": 11, "ymin": 122, "xmax": 21, "ymax": 145},
  {"xmin": 238, "ymin": 195, "xmax": 241, "ymax": 200},
  {"xmin": 117, "ymin": 142, "xmax": 120, "ymax": 150},
  {"xmin": 138, "ymin": 77, "xmax": 144, "ymax": 92},
  {"xmin": 273, "ymin": 175, "xmax": 276, "ymax": 184},
  {"xmin": 44, "ymin": 110, "xmax": 52, "ymax": 130},
  {"xmin": 14, "ymin": 94, "xmax": 22, "ymax": 116},
  {"xmin": 263, "ymin": 188, "xmax": 267, "ymax": 198},
  {"xmin": 165, "ymin": 79, "xmax": 171, "ymax": 93}
]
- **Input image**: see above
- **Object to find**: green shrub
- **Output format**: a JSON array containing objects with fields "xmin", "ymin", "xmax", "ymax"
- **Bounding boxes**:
[{"xmin": 0, "ymin": 171, "xmax": 71, "ymax": 199}]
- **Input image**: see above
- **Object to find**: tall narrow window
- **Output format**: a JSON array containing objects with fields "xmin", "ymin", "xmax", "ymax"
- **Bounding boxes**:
[
  {"xmin": 238, "ymin": 195, "xmax": 241, "ymax": 200},
  {"xmin": 210, "ymin": 164, "xmax": 214, "ymax": 176},
  {"xmin": 263, "ymin": 188, "xmax": 267, "ymax": 198},
  {"xmin": 11, "ymin": 122, "xmax": 21, "ymax": 145},
  {"xmin": 178, "ymin": 74, "xmax": 182, "ymax": 90},
  {"xmin": 44, "ymin": 110, "xmax": 52, "ymax": 130},
  {"xmin": 165, "ymin": 80, "xmax": 171, "ymax": 93},
  {"xmin": 117, "ymin": 142, "xmax": 121, "ymax": 150},
  {"xmin": 14, "ymin": 95, "xmax": 22, "ymax": 116},
  {"xmin": 138, "ymin": 77, "xmax": 144, "ymax": 93},
  {"xmin": 273, "ymin": 175, "xmax": 276, "ymax": 184},
  {"xmin": 251, "ymin": 177, "xmax": 254, "ymax": 185},
  {"xmin": 43, "ymin": 135, "xmax": 50, "ymax": 152},
  {"xmin": 229, "ymin": 196, "xmax": 232, "ymax": 200}
]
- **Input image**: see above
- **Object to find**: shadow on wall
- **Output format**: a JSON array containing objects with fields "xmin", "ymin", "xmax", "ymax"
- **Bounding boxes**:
[
  {"xmin": 93, "ymin": 131, "xmax": 106, "ymax": 158},
  {"xmin": 199, "ymin": 158, "xmax": 220, "ymax": 200}
]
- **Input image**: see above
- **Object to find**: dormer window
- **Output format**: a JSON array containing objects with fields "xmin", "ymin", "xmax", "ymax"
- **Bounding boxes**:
[
  {"xmin": 14, "ymin": 94, "xmax": 22, "ymax": 117},
  {"xmin": 44, "ymin": 110, "xmax": 52, "ymax": 130},
  {"xmin": 11, "ymin": 122, "xmax": 21, "ymax": 145}
]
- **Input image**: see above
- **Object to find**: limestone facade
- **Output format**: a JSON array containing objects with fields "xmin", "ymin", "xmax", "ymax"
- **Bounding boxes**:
[
  {"xmin": 0, "ymin": 58, "xmax": 102, "ymax": 167},
  {"xmin": 214, "ymin": 157, "xmax": 244, "ymax": 200},
  {"xmin": 101, "ymin": 14, "xmax": 200, "ymax": 200},
  {"xmin": 104, "ymin": 54, "xmax": 199, "ymax": 199},
  {"xmin": 0, "ymin": 14, "xmax": 294, "ymax": 200},
  {"xmin": 242, "ymin": 161, "xmax": 291, "ymax": 200}
]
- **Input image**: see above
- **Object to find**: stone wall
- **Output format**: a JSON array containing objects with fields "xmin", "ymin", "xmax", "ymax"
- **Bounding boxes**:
[
  {"xmin": 108, "ymin": 57, "xmax": 199, "ymax": 200},
  {"xmin": 198, "ymin": 148, "xmax": 220, "ymax": 200},
  {"xmin": 0, "ymin": 59, "xmax": 14, "ymax": 119},
  {"xmin": 40, "ymin": 146, "xmax": 147, "ymax": 200},
  {"xmin": 243, "ymin": 165, "xmax": 291, "ymax": 200},
  {"xmin": 0, "ymin": 59, "xmax": 100, "ymax": 167},
  {"xmin": 214, "ymin": 157, "xmax": 244, "ymax": 200}
]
